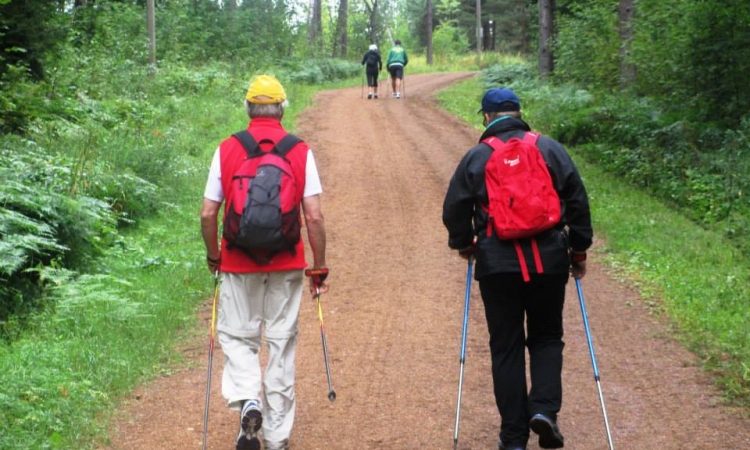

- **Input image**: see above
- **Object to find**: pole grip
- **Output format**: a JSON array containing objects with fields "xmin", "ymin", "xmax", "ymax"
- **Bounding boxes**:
[{"xmin": 305, "ymin": 268, "xmax": 329, "ymax": 287}]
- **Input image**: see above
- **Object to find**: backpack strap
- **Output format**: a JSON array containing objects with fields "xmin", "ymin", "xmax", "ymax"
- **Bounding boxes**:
[
  {"xmin": 233, "ymin": 130, "xmax": 302, "ymax": 158},
  {"xmin": 482, "ymin": 131, "xmax": 538, "ymax": 151},
  {"xmin": 272, "ymin": 134, "xmax": 302, "ymax": 157},
  {"xmin": 513, "ymin": 238, "xmax": 545, "ymax": 283},
  {"xmin": 481, "ymin": 136, "xmax": 502, "ymax": 151},
  {"xmin": 232, "ymin": 130, "xmax": 261, "ymax": 157},
  {"xmin": 522, "ymin": 131, "xmax": 540, "ymax": 145}
]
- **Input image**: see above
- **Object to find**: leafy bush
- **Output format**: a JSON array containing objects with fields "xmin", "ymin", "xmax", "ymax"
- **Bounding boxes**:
[
  {"xmin": 0, "ymin": 138, "xmax": 132, "ymax": 324},
  {"xmin": 283, "ymin": 59, "xmax": 360, "ymax": 85},
  {"xmin": 555, "ymin": 0, "xmax": 620, "ymax": 90},
  {"xmin": 0, "ymin": 65, "xmax": 56, "ymax": 134},
  {"xmin": 432, "ymin": 24, "xmax": 470, "ymax": 64},
  {"xmin": 482, "ymin": 61, "xmax": 536, "ymax": 87}
]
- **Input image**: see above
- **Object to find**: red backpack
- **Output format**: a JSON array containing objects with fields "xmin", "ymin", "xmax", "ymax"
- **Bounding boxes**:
[
  {"xmin": 222, "ymin": 131, "xmax": 302, "ymax": 264},
  {"xmin": 482, "ymin": 132, "xmax": 561, "ymax": 281}
]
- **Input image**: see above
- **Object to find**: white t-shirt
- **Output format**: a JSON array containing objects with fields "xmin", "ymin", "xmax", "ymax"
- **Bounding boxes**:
[{"xmin": 203, "ymin": 147, "xmax": 323, "ymax": 202}]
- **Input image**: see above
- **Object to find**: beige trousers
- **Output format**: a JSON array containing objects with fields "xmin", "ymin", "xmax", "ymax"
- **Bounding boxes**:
[{"xmin": 217, "ymin": 270, "xmax": 303, "ymax": 447}]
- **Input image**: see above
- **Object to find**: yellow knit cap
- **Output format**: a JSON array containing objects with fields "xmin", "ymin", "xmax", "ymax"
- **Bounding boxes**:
[{"xmin": 245, "ymin": 75, "xmax": 287, "ymax": 104}]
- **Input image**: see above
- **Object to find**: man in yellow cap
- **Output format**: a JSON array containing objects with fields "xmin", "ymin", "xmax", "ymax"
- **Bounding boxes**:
[{"xmin": 200, "ymin": 74, "xmax": 329, "ymax": 450}]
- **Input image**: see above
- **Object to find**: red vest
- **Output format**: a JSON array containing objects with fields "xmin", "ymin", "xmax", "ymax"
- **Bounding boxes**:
[{"xmin": 219, "ymin": 118, "xmax": 309, "ymax": 272}]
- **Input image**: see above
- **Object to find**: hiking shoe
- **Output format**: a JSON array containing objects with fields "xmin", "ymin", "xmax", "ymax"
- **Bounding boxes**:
[
  {"xmin": 367, "ymin": 94, "xmax": 372, "ymax": 99},
  {"xmin": 395, "ymin": 92, "xmax": 401, "ymax": 99},
  {"xmin": 529, "ymin": 414, "xmax": 564, "ymax": 449},
  {"xmin": 374, "ymin": 94, "xmax": 379, "ymax": 99},
  {"xmin": 236, "ymin": 400, "xmax": 262, "ymax": 450}
]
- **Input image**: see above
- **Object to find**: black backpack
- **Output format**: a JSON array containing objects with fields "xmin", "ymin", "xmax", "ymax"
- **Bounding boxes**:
[
  {"xmin": 365, "ymin": 51, "xmax": 379, "ymax": 67},
  {"xmin": 222, "ymin": 130, "xmax": 303, "ymax": 264}
]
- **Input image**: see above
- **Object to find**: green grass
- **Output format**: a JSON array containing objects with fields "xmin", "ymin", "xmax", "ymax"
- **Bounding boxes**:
[{"xmin": 437, "ymin": 76, "xmax": 750, "ymax": 407}]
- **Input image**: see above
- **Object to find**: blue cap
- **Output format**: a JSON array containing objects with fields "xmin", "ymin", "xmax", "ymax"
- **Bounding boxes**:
[{"xmin": 478, "ymin": 88, "xmax": 521, "ymax": 113}]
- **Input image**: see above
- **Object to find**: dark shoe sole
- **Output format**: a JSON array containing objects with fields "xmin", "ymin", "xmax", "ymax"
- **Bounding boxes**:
[
  {"xmin": 530, "ymin": 414, "xmax": 564, "ymax": 449},
  {"xmin": 236, "ymin": 410, "xmax": 262, "ymax": 450},
  {"xmin": 236, "ymin": 435, "xmax": 260, "ymax": 450}
]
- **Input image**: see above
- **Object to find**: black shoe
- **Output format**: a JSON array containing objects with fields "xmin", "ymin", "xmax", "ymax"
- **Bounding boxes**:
[
  {"xmin": 499, "ymin": 445, "xmax": 526, "ymax": 450},
  {"xmin": 529, "ymin": 414, "xmax": 564, "ymax": 449},
  {"xmin": 236, "ymin": 401, "xmax": 262, "ymax": 450},
  {"xmin": 367, "ymin": 94, "xmax": 373, "ymax": 99}
]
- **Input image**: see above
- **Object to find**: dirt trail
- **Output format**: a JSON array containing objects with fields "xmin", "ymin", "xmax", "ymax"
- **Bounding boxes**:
[{"xmin": 102, "ymin": 73, "xmax": 750, "ymax": 450}]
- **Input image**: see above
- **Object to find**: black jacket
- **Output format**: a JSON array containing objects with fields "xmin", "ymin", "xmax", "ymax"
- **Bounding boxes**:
[
  {"xmin": 442, "ymin": 117, "xmax": 593, "ymax": 279},
  {"xmin": 361, "ymin": 50, "xmax": 382, "ymax": 72}
]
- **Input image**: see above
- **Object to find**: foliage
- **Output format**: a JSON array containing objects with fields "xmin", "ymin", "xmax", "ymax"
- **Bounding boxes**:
[
  {"xmin": 281, "ymin": 58, "xmax": 361, "ymax": 85},
  {"xmin": 629, "ymin": 0, "xmax": 750, "ymax": 128},
  {"xmin": 554, "ymin": 0, "xmax": 620, "ymax": 90},
  {"xmin": 481, "ymin": 59, "xmax": 536, "ymax": 86},
  {"xmin": 0, "ymin": 0, "xmax": 63, "ymax": 80},
  {"xmin": 0, "ymin": 65, "xmax": 54, "ymax": 134},
  {"xmin": 431, "ymin": 23, "xmax": 470, "ymax": 64},
  {"xmin": 0, "ymin": 138, "xmax": 122, "ymax": 325}
]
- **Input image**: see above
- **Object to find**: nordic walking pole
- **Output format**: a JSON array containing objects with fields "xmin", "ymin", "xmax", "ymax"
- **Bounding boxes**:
[
  {"xmin": 453, "ymin": 256, "xmax": 474, "ymax": 450},
  {"xmin": 575, "ymin": 278, "xmax": 615, "ymax": 450},
  {"xmin": 305, "ymin": 268, "xmax": 336, "ymax": 402},
  {"xmin": 201, "ymin": 270, "xmax": 220, "ymax": 450}
]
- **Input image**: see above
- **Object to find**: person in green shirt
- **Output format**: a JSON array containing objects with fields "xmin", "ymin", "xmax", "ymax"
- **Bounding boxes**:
[{"xmin": 385, "ymin": 39, "xmax": 408, "ymax": 99}]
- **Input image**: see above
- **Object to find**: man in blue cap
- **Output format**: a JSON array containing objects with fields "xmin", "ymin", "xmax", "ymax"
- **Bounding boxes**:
[{"xmin": 443, "ymin": 87, "xmax": 593, "ymax": 450}]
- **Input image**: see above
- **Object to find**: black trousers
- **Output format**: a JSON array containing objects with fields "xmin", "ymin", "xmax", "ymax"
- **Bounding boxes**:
[
  {"xmin": 366, "ymin": 69, "xmax": 379, "ymax": 87},
  {"xmin": 478, "ymin": 272, "xmax": 568, "ymax": 448}
]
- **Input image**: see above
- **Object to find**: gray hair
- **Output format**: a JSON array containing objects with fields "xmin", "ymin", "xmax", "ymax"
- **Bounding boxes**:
[{"xmin": 244, "ymin": 99, "xmax": 288, "ymax": 120}]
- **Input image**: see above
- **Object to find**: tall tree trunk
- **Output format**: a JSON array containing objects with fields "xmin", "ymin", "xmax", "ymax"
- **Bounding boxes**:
[
  {"xmin": 520, "ymin": 1, "xmax": 529, "ymax": 54},
  {"xmin": 538, "ymin": 0, "xmax": 555, "ymax": 77},
  {"xmin": 333, "ymin": 0, "xmax": 348, "ymax": 58},
  {"xmin": 147, "ymin": 0, "xmax": 156, "ymax": 75},
  {"xmin": 426, "ymin": 0, "xmax": 433, "ymax": 65},
  {"xmin": 364, "ymin": 0, "xmax": 379, "ymax": 46},
  {"xmin": 475, "ymin": 0, "xmax": 482, "ymax": 56},
  {"xmin": 618, "ymin": 0, "xmax": 636, "ymax": 88},
  {"xmin": 309, "ymin": 0, "xmax": 323, "ymax": 55}
]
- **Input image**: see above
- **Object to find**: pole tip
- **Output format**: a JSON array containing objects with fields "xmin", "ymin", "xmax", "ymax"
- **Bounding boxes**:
[{"xmin": 328, "ymin": 390, "xmax": 337, "ymax": 402}]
